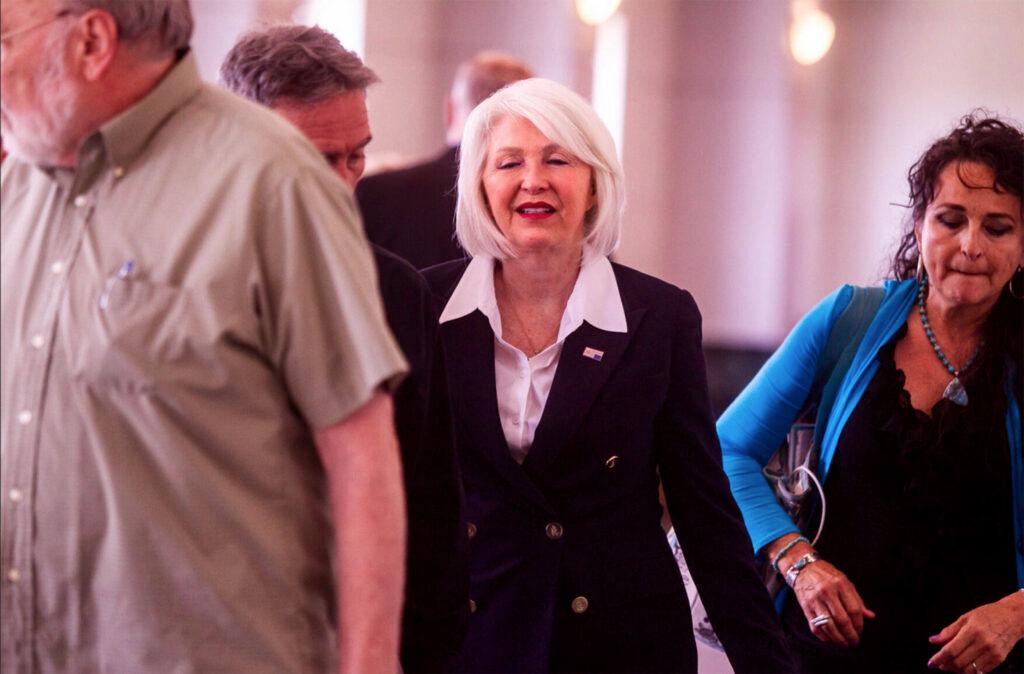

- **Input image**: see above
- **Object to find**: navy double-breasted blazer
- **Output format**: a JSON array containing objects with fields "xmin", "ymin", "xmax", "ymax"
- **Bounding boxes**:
[{"xmin": 426, "ymin": 260, "xmax": 794, "ymax": 673}]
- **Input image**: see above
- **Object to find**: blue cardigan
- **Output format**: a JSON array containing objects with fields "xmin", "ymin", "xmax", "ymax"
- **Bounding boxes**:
[{"xmin": 719, "ymin": 279, "xmax": 1023, "ymax": 586}]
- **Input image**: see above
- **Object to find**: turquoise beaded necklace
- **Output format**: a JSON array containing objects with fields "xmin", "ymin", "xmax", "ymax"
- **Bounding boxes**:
[{"xmin": 917, "ymin": 279, "xmax": 981, "ymax": 406}]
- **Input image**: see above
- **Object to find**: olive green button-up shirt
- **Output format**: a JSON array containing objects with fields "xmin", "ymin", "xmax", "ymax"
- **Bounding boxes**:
[{"xmin": 0, "ymin": 52, "xmax": 406, "ymax": 674}]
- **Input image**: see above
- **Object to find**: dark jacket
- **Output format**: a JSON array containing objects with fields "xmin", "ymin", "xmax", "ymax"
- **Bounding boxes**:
[
  {"xmin": 372, "ymin": 246, "xmax": 468, "ymax": 672},
  {"xmin": 356, "ymin": 147, "xmax": 466, "ymax": 270},
  {"xmin": 425, "ymin": 259, "xmax": 794, "ymax": 674}
]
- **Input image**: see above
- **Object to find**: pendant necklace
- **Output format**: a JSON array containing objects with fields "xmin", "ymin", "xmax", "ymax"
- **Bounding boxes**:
[
  {"xmin": 917, "ymin": 280, "xmax": 981, "ymax": 406},
  {"xmin": 500, "ymin": 289, "xmax": 544, "ymax": 358}
]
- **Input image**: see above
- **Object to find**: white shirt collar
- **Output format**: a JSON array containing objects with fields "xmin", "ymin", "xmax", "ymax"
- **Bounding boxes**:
[{"xmin": 439, "ymin": 252, "xmax": 628, "ymax": 338}]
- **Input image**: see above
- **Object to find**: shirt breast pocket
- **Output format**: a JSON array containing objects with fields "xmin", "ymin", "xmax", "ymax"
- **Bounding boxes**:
[{"xmin": 69, "ymin": 278, "xmax": 222, "ymax": 395}]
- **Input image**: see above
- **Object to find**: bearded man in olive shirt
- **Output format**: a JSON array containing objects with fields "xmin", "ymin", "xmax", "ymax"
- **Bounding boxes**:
[{"xmin": 0, "ymin": 2, "xmax": 408, "ymax": 673}]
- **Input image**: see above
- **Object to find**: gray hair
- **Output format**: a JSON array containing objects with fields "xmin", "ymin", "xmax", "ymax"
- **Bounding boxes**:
[
  {"xmin": 59, "ymin": 0, "xmax": 192, "ymax": 56},
  {"xmin": 456, "ymin": 78, "xmax": 625, "ymax": 260},
  {"xmin": 219, "ymin": 25, "xmax": 379, "ymax": 106}
]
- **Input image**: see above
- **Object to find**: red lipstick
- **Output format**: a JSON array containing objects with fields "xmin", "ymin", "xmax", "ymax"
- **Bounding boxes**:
[{"xmin": 515, "ymin": 201, "xmax": 556, "ymax": 220}]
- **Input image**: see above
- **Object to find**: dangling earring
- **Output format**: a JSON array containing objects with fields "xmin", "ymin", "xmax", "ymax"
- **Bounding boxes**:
[
  {"xmin": 915, "ymin": 256, "xmax": 925, "ymax": 284},
  {"xmin": 1009, "ymin": 265, "xmax": 1024, "ymax": 300}
]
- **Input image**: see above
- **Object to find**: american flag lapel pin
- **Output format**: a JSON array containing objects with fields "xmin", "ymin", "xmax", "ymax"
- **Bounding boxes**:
[{"xmin": 582, "ymin": 346, "xmax": 604, "ymax": 362}]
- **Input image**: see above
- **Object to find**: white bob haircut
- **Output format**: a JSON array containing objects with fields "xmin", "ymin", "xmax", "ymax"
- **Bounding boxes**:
[{"xmin": 455, "ymin": 77, "xmax": 626, "ymax": 260}]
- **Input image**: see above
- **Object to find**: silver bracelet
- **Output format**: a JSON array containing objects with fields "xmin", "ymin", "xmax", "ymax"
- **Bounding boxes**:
[{"xmin": 784, "ymin": 552, "xmax": 820, "ymax": 588}]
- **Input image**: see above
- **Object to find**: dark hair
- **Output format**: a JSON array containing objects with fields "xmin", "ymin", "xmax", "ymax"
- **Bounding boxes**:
[
  {"xmin": 889, "ymin": 112, "xmax": 1023, "ymax": 398},
  {"xmin": 890, "ymin": 112, "xmax": 1023, "ymax": 280},
  {"xmin": 219, "ymin": 25, "xmax": 379, "ymax": 106}
]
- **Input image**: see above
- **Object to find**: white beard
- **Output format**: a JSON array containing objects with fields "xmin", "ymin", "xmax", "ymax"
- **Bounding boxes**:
[
  {"xmin": 0, "ymin": 116, "xmax": 68, "ymax": 166},
  {"xmin": 0, "ymin": 32, "xmax": 81, "ymax": 167}
]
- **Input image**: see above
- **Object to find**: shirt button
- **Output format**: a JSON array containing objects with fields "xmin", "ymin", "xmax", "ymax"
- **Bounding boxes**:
[
  {"xmin": 6, "ymin": 569, "xmax": 21, "ymax": 583},
  {"xmin": 605, "ymin": 455, "xmax": 620, "ymax": 469},
  {"xmin": 511, "ymin": 418, "xmax": 520, "ymax": 426},
  {"xmin": 30, "ymin": 334, "xmax": 45, "ymax": 349},
  {"xmin": 17, "ymin": 410, "xmax": 32, "ymax": 425},
  {"xmin": 9, "ymin": 488, "xmax": 23, "ymax": 502},
  {"xmin": 518, "ymin": 370, "xmax": 527, "ymax": 379},
  {"xmin": 545, "ymin": 522, "xmax": 564, "ymax": 540},
  {"xmin": 571, "ymin": 596, "xmax": 589, "ymax": 614},
  {"xmin": 467, "ymin": 522, "xmax": 477, "ymax": 540},
  {"xmin": 50, "ymin": 261, "xmax": 65, "ymax": 275},
  {"xmin": 73, "ymin": 194, "xmax": 88, "ymax": 208},
  {"xmin": 468, "ymin": 599, "xmax": 477, "ymax": 613}
]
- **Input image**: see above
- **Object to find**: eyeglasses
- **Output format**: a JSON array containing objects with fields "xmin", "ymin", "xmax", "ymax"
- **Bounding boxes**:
[{"xmin": 0, "ymin": 9, "xmax": 72, "ymax": 45}]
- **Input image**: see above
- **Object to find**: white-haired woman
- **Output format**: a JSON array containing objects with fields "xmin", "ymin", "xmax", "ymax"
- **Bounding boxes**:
[{"xmin": 425, "ymin": 78, "xmax": 793, "ymax": 673}]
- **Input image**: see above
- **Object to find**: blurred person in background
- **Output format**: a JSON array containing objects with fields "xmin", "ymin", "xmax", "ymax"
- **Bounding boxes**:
[
  {"xmin": 1, "ymin": 1, "xmax": 408, "ymax": 672},
  {"xmin": 425, "ymin": 77, "xmax": 794, "ymax": 673},
  {"xmin": 220, "ymin": 24, "xmax": 469, "ymax": 672},
  {"xmin": 719, "ymin": 114, "xmax": 1024, "ymax": 674},
  {"xmin": 356, "ymin": 50, "xmax": 533, "ymax": 270}
]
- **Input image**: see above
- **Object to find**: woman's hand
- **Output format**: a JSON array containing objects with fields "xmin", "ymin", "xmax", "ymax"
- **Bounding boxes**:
[
  {"xmin": 788, "ymin": 558, "xmax": 876, "ymax": 646},
  {"xmin": 927, "ymin": 591, "xmax": 1024, "ymax": 674},
  {"xmin": 766, "ymin": 535, "xmax": 874, "ymax": 646}
]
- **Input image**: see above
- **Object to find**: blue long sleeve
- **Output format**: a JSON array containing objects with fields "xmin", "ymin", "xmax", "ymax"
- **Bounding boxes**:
[{"xmin": 718, "ymin": 286, "xmax": 853, "ymax": 554}]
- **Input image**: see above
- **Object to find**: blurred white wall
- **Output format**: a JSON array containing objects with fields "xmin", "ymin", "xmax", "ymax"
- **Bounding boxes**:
[
  {"xmin": 189, "ymin": 0, "xmax": 1024, "ymax": 347},
  {"xmin": 362, "ymin": 0, "xmax": 441, "ymax": 162},
  {"xmin": 190, "ymin": 0, "xmax": 298, "ymax": 81},
  {"xmin": 617, "ymin": 0, "xmax": 792, "ymax": 347},
  {"xmin": 190, "ymin": 0, "xmax": 257, "ymax": 81}
]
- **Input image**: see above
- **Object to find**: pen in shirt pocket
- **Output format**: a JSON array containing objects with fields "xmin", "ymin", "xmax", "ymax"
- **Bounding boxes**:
[{"xmin": 99, "ymin": 259, "xmax": 136, "ymax": 310}]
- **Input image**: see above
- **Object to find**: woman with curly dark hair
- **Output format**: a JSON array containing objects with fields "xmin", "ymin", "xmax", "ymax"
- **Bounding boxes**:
[{"xmin": 719, "ymin": 112, "xmax": 1024, "ymax": 674}]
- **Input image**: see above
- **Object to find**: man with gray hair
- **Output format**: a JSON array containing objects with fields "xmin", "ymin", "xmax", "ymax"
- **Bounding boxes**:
[
  {"xmin": 221, "ymin": 25, "xmax": 469, "ymax": 673},
  {"xmin": 1, "ymin": 2, "xmax": 408, "ymax": 673},
  {"xmin": 355, "ymin": 50, "xmax": 533, "ymax": 270},
  {"xmin": 219, "ymin": 24, "xmax": 380, "ymax": 188}
]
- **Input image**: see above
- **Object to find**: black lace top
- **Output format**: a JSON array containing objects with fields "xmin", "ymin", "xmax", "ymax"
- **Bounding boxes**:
[{"xmin": 782, "ymin": 325, "xmax": 1022, "ymax": 674}]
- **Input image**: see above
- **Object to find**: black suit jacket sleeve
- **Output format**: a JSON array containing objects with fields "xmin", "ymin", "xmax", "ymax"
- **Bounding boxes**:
[
  {"xmin": 399, "ymin": 329, "xmax": 470, "ymax": 672},
  {"xmin": 374, "ymin": 249, "xmax": 469, "ymax": 672},
  {"xmin": 655, "ymin": 290, "xmax": 796, "ymax": 674}
]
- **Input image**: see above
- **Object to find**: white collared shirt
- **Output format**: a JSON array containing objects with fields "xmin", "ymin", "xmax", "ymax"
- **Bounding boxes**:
[{"xmin": 440, "ymin": 253, "xmax": 627, "ymax": 463}]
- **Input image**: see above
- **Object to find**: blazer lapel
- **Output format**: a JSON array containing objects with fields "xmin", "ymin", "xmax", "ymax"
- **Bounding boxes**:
[
  {"xmin": 441, "ymin": 310, "xmax": 555, "ymax": 515},
  {"xmin": 525, "ymin": 307, "xmax": 646, "ymax": 475}
]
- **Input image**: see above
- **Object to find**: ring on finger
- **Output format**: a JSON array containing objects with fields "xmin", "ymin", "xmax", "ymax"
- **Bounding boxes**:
[
  {"xmin": 972, "ymin": 661, "xmax": 981, "ymax": 674},
  {"xmin": 810, "ymin": 614, "xmax": 832, "ymax": 627}
]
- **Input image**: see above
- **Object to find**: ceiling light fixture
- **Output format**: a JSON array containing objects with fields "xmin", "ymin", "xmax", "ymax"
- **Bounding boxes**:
[
  {"xmin": 789, "ymin": 1, "xmax": 835, "ymax": 65},
  {"xmin": 576, "ymin": 0, "xmax": 622, "ymax": 26}
]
